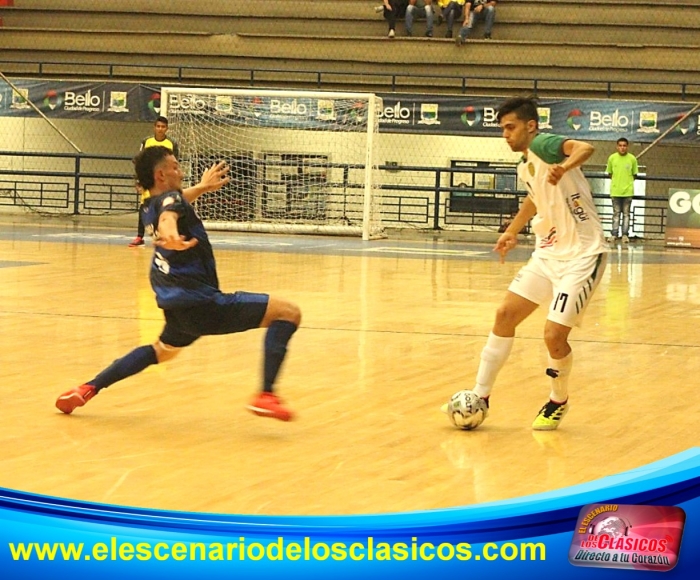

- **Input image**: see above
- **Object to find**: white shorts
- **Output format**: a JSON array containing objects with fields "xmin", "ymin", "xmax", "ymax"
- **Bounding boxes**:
[{"xmin": 508, "ymin": 253, "xmax": 607, "ymax": 328}]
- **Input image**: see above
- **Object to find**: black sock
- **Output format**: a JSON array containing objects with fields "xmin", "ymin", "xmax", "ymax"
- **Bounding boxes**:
[
  {"xmin": 263, "ymin": 321, "xmax": 297, "ymax": 393},
  {"xmin": 89, "ymin": 345, "xmax": 158, "ymax": 391}
]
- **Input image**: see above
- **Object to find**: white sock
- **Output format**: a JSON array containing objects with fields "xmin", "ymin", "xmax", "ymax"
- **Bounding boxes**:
[
  {"xmin": 473, "ymin": 332, "xmax": 514, "ymax": 399},
  {"xmin": 547, "ymin": 351, "xmax": 573, "ymax": 403}
]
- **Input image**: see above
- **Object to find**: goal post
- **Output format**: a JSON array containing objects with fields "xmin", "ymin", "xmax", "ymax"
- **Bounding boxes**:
[{"xmin": 160, "ymin": 87, "xmax": 384, "ymax": 240}]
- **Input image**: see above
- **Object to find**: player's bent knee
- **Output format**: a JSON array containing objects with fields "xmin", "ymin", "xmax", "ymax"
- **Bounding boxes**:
[
  {"xmin": 154, "ymin": 341, "xmax": 182, "ymax": 363},
  {"xmin": 278, "ymin": 301, "xmax": 301, "ymax": 326},
  {"xmin": 543, "ymin": 326, "xmax": 571, "ymax": 356},
  {"xmin": 265, "ymin": 297, "xmax": 302, "ymax": 326},
  {"xmin": 494, "ymin": 304, "xmax": 521, "ymax": 328},
  {"xmin": 285, "ymin": 301, "xmax": 302, "ymax": 326}
]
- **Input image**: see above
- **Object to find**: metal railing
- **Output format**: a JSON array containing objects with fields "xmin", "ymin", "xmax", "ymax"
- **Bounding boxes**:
[
  {"xmin": 2, "ymin": 150, "xmax": 699, "ymax": 238},
  {"xmin": 0, "ymin": 151, "xmax": 134, "ymax": 215}
]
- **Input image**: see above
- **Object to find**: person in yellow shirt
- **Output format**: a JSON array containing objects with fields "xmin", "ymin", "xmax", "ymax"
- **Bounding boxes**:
[{"xmin": 129, "ymin": 116, "xmax": 179, "ymax": 247}]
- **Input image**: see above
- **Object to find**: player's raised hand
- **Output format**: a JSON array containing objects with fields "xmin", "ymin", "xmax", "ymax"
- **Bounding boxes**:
[
  {"xmin": 494, "ymin": 231, "xmax": 517, "ymax": 264},
  {"xmin": 200, "ymin": 161, "xmax": 231, "ymax": 193},
  {"xmin": 181, "ymin": 161, "xmax": 230, "ymax": 203}
]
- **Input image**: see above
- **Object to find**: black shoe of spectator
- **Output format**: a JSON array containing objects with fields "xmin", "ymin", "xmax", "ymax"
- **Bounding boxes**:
[
  {"xmin": 425, "ymin": 30, "xmax": 433, "ymax": 37},
  {"xmin": 484, "ymin": 33, "xmax": 492, "ymax": 39},
  {"xmin": 445, "ymin": 29, "xmax": 452, "ymax": 38}
]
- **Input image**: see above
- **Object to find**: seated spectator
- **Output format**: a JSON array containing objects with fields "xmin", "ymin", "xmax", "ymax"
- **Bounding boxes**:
[
  {"xmin": 456, "ymin": 0, "xmax": 497, "ymax": 46},
  {"xmin": 381, "ymin": 0, "xmax": 407, "ymax": 38},
  {"xmin": 406, "ymin": 0, "xmax": 435, "ymax": 37},
  {"xmin": 437, "ymin": 0, "xmax": 466, "ymax": 38}
]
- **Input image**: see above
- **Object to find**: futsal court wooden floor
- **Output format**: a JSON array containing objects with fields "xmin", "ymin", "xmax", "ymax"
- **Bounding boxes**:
[{"xmin": 1, "ymin": 215, "xmax": 699, "ymax": 516}]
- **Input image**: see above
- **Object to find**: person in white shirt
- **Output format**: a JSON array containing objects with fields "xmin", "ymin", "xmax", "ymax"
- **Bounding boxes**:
[{"xmin": 454, "ymin": 96, "xmax": 608, "ymax": 431}]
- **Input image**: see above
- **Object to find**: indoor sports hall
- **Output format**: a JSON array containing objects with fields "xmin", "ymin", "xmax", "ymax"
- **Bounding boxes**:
[{"xmin": 1, "ymin": 0, "xmax": 700, "ymax": 518}]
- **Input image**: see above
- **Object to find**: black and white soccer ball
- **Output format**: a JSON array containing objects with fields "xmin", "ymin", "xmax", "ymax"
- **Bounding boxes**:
[{"xmin": 446, "ymin": 390, "xmax": 488, "ymax": 430}]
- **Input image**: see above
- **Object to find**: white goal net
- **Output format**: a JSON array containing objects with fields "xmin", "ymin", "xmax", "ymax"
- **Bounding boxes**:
[{"xmin": 161, "ymin": 87, "xmax": 384, "ymax": 240}]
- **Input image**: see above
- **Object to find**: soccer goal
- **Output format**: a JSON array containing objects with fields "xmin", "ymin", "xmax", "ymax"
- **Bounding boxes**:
[{"xmin": 161, "ymin": 87, "xmax": 384, "ymax": 240}]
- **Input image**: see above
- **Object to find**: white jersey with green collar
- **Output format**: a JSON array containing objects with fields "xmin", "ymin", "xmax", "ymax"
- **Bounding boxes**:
[{"xmin": 518, "ymin": 133, "xmax": 607, "ymax": 260}]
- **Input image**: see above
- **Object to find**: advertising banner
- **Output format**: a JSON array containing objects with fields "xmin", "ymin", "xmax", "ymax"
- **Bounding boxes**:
[
  {"xmin": 665, "ymin": 188, "xmax": 700, "ymax": 248},
  {"xmin": 0, "ymin": 80, "xmax": 145, "ymax": 121},
  {"xmin": 374, "ymin": 95, "xmax": 700, "ymax": 143},
  {"xmin": 140, "ymin": 84, "xmax": 165, "ymax": 121},
  {"xmin": 161, "ymin": 89, "xmax": 370, "ymax": 131},
  {"xmin": 1, "ymin": 77, "xmax": 700, "ymax": 144}
]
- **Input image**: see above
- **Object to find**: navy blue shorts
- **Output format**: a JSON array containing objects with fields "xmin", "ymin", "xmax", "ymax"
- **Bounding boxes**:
[{"xmin": 159, "ymin": 291, "xmax": 269, "ymax": 348}]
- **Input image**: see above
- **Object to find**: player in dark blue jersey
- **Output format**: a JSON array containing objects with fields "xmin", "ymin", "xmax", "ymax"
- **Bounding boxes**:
[
  {"xmin": 56, "ymin": 146, "xmax": 301, "ymax": 421},
  {"xmin": 129, "ymin": 116, "xmax": 180, "ymax": 247}
]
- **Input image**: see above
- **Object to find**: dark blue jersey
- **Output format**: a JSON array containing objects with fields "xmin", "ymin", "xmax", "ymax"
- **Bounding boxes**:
[{"xmin": 141, "ymin": 191, "xmax": 220, "ymax": 309}]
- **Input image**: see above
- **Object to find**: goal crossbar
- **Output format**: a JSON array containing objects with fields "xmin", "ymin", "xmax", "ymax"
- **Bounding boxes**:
[{"xmin": 161, "ymin": 86, "xmax": 384, "ymax": 240}]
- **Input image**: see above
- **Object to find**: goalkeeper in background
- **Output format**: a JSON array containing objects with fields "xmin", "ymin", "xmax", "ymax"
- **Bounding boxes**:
[
  {"xmin": 58, "ymin": 146, "xmax": 301, "ymax": 422},
  {"xmin": 129, "ymin": 116, "xmax": 179, "ymax": 247}
]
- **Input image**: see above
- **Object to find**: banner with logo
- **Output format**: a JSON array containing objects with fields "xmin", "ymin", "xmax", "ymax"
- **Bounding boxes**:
[
  {"xmin": 1, "ymin": 78, "xmax": 699, "ymax": 143},
  {"xmin": 665, "ymin": 189, "xmax": 700, "ymax": 248},
  {"xmin": 162, "ymin": 90, "xmax": 370, "ymax": 131},
  {"xmin": 140, "ymin": 84, "xmax": 164, "ymax": 121},
  {"xmin": 374, "ymin": 95, "xmax": 700, "ymax": 143},
  {"xmin": 0, "ymin": 80, "xmax": 148, "ymax": 121}
]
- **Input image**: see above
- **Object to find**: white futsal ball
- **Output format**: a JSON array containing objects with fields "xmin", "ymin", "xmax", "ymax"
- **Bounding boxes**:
[{"xmin": 446, "ymin": 390, "xmax": 488, "ymax": 430}]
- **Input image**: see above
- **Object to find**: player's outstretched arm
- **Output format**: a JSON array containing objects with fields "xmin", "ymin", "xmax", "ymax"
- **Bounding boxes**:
[
  {"xmin": 182, "ymin": 161, "xmax": 231, "ymax": 203},
  {"xmin": 153, "ymin": 207, "xmax": 199, "ymax": 251}
]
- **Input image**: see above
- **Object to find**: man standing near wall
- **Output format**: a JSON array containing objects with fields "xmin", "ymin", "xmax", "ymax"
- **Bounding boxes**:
[{"xmin": 606, "ymin": 137, "xmax": 638, "ymax": 244}]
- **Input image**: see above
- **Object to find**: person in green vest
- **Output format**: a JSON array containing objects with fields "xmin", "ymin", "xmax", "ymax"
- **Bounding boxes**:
[{"xmin": 606, "ymin": 137, "xmax": 638, "ymax": 244}]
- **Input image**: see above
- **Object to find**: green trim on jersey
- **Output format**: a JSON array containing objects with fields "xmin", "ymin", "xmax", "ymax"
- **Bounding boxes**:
[{"xmin": 528, "ymin": 133, "xmax": 567, "ymax": 164}]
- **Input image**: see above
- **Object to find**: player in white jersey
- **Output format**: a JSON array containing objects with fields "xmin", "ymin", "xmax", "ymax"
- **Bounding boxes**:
[{"xmin": 449, "ymin": 96, "xmax": 608, "ymax": 430}]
